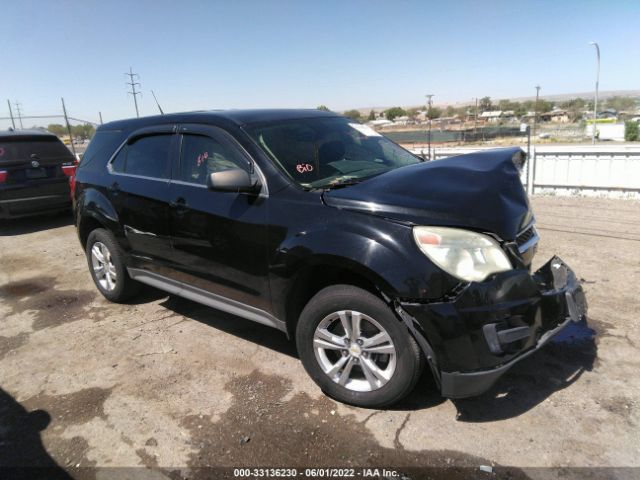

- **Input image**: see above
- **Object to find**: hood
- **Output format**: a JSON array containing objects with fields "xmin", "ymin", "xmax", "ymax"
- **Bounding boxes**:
[{"xmin": 323, "ymin": 147, "xmax": 531, "ymax": 241}]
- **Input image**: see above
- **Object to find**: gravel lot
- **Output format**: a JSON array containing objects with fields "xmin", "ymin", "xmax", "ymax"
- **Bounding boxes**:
[{"xmin": 1, "ymin": 196, "xmax": 639, "ymax": 479}]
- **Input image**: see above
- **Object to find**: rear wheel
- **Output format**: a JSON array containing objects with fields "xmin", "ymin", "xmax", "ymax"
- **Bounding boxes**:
[
  {"xmin": 86, "ymin": 228, "xmax": 140, "ymax": 302},
  {"xmin": 296, "ymin": 285, "xmax": 423, "ymax": 408}
]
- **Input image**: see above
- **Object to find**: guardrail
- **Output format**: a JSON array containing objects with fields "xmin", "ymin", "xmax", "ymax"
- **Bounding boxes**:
[{"xmin": 408, "ymin": 145, "xmax": 640, "ymax": 198}]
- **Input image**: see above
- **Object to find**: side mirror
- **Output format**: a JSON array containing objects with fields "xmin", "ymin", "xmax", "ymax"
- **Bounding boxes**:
[{"xmin": 207, "ymin": 168, "xmax": 260, "ymax": 193}]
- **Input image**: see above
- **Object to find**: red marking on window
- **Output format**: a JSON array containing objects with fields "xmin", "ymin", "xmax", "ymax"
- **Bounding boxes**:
[
  {"xmin": 296, "ymin": 163, "xmax": 314, "ymax": 173},
  {"xmin": 196, "ymin": 151, "xmax": 209, "ymax": 166}
]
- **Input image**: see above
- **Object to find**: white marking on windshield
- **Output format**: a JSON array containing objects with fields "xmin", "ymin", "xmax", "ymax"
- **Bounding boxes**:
[{"xmin": 348, "ymin": 123, "xmax": 382, "ymax": 137}]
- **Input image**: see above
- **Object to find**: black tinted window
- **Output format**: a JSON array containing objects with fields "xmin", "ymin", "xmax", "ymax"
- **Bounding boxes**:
[
  {"xmin": 111, "ymin": 147, "xmax": 126, "ymax": 173},
  {"xmin": 113, "ymin": 135, "xmax": 172, "ymax": 179},
  {"xmin": 179, "ymin": 134, "xmax": 249, "ymax": 185},
  {"xmin": 245, "ymin": 117, "xmax": 419, "ymax": 188},
  {"xmin": 79, "ymin": 130, "xmax": 124, "ymax": 172},
  {"xmin": 0, "ymin": 136, "xmax": 73, "ymax": 164}
]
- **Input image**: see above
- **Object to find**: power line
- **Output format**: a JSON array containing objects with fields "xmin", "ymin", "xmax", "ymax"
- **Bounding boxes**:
[{"xmin": 125, "ymin": 67, "xmax": 141, "ymax": 118}]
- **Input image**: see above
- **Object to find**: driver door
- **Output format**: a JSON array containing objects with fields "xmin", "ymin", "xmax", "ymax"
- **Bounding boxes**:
[{"xmin": 168, "ymin": 124, "xmax": 271, "ymax": 312}]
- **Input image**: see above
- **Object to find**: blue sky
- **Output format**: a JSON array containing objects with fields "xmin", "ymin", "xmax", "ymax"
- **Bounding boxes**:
[{"xmin": 2, "ymin": 0, "xmax": 639, "ymax": 124}]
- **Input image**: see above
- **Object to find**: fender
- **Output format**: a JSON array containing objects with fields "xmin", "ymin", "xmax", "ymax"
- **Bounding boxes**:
[
  {"xmin": 269, "ymin": 214, "xmax": 461, "ymax": 317},
  {"xmin": 76, "ymin": 187, "xmax": 123, "ymax": 246},
  {"xmin": 269, "ymin": 219, "xmax": 449, "ymax": 376}
]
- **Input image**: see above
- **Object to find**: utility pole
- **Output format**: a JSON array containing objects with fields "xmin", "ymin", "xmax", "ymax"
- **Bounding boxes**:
[
  {"xmin": 99, "ymin": 111, "xmax": 104, "ymax": 125},
  {"xmin": 589, "ymin": 42, "xmax": 600, "ymax": 144},
  {"xmin": 425, "ymin": 94, "xmax": 434, "ymax": 160},
  {"xmin": 473, "ymin": 97, "xmax": 478, "ymax": 139},
  {"xmin": 533, "ymin": 85, "xmax": 541, "ymax": 137},
  {"xmin": 61, "ymin": 98, "xmax": 77, "ymax": 157},
  {"xmin": 125, "ymin": 67, "xmax": 141, "ymax": 118},
  {"xmin": 14, "ymin": 102, "xmax": 24, "ymax": 129},
  {"xmin": 7, "ymin": 100, "xmax": 16, "ymax": 129}
]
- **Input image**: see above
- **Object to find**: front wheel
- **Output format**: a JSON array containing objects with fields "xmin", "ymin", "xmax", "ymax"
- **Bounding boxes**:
[{"xmin": 296, "ymin": 285, "xmax": 424, "ymax": 408}]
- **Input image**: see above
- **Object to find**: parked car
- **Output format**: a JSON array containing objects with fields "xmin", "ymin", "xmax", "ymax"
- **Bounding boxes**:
[
  {"xmin": 73, "ymin": 110, "xmax": 587, "ymax": 408},
  {"xmin": 0, "ymin": 129, "xmax": 76, "ymax": 219}
]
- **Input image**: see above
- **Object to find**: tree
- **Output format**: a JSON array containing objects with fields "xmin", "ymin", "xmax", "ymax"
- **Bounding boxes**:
[
  {"xmin": 71, "ymin": 123, "xmax": 96, "ymax": 140},
  {"xmin": 47, "ymin": 124, "xmax": 66, "ymax": 136},
  {"xmin": 426, "ymin": 106, "xmax": 442, "ymax": 119},
  {"xmin": 560, "ymin": 98, "xmax": 586, "ymax": 109},
  {"xmin": 536, "ymin": 99, "xmax": 554, "ymax": 114},
  {"xmin": 406, "ymin": 107, "xmax": 420, "ymax": 120},
  {"xmin": 514, "ymin": 103, "xmax": 527, "ymax": 117},
  {"xmin": 560, "ymin": 98, "xmax": 587, "ymax": 121},
  {"xmin": 497, "ymin": 99, "xmax": 524, "ymax": 113},
  {"xmin": 343, "ymin": 109, "xmax": 362, "ymax": 121},
  {"xmin": 498, "ymin": 99, "xmax": 512, "ymax": 111},
  {"xmin": 316, "ymin": 105, "xmax": 330, "ymax": 111},
  {"xmin": 479, "ymin": 96, "xmax": 492, "ymax": 112},
  {"xmin": 367, "ymin": 110, "xmax": 376, "ymax": 121},
  {"xmin": 445, "ymin": 106, "xmax": 456, "ymax": 117},
  {"xmin": 525, "ymin": 98, "xmax": 554, "ymax": 114},
  {"xmin": 456, "ymin": 106, "xmax": 470, "ymax": 117},
  {"xmin": 384, "ymin": 107, "xmax": 407, "ymax": 121},
  {"xmin": 625, "ymin": 121, "xmax": 639, "ymax": 141},
  {"xmin": 606, "ymin": 96, "xmax": 637, "ymax": 112},
  {"xmin": 522, "ymin": 100, "xmax": 535, "ymax": 112}
]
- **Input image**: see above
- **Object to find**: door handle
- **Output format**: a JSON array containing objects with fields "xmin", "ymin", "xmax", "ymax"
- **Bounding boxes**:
[
  {"xmin": 170, "ymin": 197, "xmax": 188, "ymax": 213},
  {"xmin": 108, "ymin": 182, "xmax": 120, "ymax": 194}
]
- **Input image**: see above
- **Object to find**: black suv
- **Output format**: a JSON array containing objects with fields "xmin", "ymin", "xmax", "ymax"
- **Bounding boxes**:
[
  {"xmin": 74, "ymin": 110, "xmax": 587, "ymax": 408},
  {"xmin": 0, "ymin": 129, "xmax": 76, "ymax": 219}
]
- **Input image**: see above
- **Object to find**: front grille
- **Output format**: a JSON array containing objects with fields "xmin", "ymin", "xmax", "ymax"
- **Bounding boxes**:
[
  {"xmin": 516, "ymin": 226, "xmax": 535, "ymax": 247},
  {"xmin": 516, "ymin": 225, "xmax": 538, "ymax": 253}
]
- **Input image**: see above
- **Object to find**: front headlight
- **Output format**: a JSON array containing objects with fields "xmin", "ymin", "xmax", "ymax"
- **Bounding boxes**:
[{"xmin": 413, "ymin": 226, "xmax": 512, "ymax": 282}]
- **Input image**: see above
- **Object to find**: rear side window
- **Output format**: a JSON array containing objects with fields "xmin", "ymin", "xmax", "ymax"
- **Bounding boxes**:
[
  {"xmin": 178, "ymin": 134, "xmax": 249, "ymax": 185},
  {"xmin": 110, "ymin": 135, "xmax": 172, "ymax": 179},
  {"xmin": 78, "ymin": 130, "xmax": 124, "ymax": 172},
  {"xmin": 0, "ymin": 136, "xmax": 73, "ymax": 164}
]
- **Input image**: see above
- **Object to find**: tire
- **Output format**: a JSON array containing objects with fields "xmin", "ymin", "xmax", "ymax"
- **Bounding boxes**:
[
  {"xmin": 296, "ymin": 285, "xmax": 424, "ymax": 408},
  {"xmin": 85, "ymin": 228, "xmax": 140, "ymax": 303}
]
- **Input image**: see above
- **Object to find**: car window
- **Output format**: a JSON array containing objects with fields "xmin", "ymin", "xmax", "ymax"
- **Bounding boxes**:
[
  {"xmin": 245, "ymin": 117, "xmax": 420, "ymax": 189},
  {"xmin": 0, "ymin": 136, "xmax": 73, "ymax": 165},
  {"xmin": 110, "ymin": 145, "xmax": 126, "ymax": 173},
  {"xmin": 110, "ymin": 134, "xmax": 171, "ymax": 179},
  {"xmin": 78, "ymin": 130, "xmax": 124, "ymax": 172},
  {"xmin": 178, "ymin": 133, "xmax": 249, "ymax": 185}
]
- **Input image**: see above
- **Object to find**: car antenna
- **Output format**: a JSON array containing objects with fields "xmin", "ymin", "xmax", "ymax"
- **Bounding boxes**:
[{"xmin": 151, "ymin": 90, "xmax": 164, "ymax": 115}]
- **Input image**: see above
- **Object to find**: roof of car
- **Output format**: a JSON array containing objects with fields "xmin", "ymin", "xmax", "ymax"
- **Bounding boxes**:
[
  {"xmin": 100, "ymin": 109, "xmax": 341, "ymax": 131},
  {"xmin": 0, "ymin": 129, "xmax": 59, "ymax": 139}
]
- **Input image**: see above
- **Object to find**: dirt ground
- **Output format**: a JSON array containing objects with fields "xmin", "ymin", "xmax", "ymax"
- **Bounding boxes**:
[{"xmin": 1, "ymin": 196, "xmax": 639, "ymax": 480}]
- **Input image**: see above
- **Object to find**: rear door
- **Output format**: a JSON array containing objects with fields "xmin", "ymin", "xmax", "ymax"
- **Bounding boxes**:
[
  {"xmin": 167, "ymin": 124, "xmax": 271, "ymax": 312},
  {"xmin": 106, "ymin": 126, "xmax": 177, "ymax": 275},
  {"xmin": 0, "ymin": 135, "xmax": 74, "ymax": 215}
]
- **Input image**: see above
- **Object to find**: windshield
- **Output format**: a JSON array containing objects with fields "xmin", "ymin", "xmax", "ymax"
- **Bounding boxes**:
[{"xmin": 245, "ymin": 117, "xmax": 421, "ymax": 188}]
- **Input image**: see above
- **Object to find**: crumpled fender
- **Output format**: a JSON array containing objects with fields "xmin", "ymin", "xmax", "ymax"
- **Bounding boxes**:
[{"xmin": 268, "ymin": 215, "xmax": 462, "ymax": 317}]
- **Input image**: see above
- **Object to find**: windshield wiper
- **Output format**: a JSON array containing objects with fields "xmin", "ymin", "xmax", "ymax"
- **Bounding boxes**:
[{"xmin": 323, "ymin": 178, "xmax": 365, "ymax": 189}]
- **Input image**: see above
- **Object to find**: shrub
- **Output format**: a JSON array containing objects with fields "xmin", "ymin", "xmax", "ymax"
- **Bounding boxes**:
[{"xmin": 625, "ymin": 121, "xmax": 639, "ymax": 141}]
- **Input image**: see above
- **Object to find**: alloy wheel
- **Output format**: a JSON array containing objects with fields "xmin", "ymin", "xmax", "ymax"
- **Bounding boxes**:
[
  {"xmin": 91, "ymin": 241, "xmax": 117, "ymax": 291},
  {"xmin": 313, "ymin": 310, "xmax": 397, "ymax": 392}
]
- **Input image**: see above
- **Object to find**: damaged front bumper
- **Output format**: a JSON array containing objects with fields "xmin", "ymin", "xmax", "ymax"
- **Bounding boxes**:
[{"xmin": 400, "ymin": 256, "xmax": 588, "ymax": 398}]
